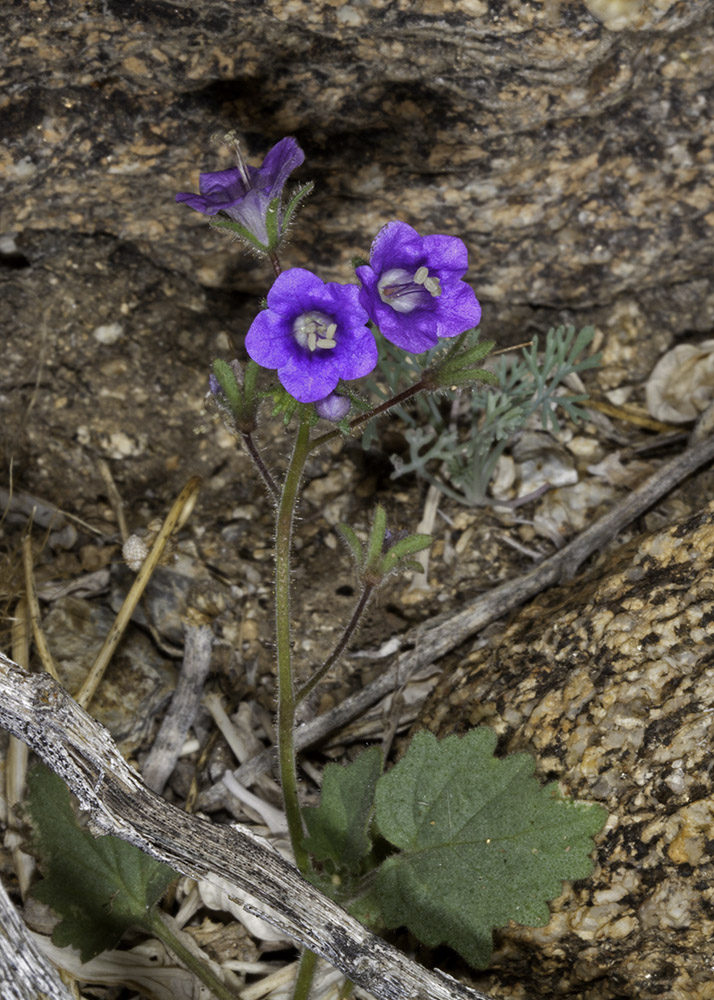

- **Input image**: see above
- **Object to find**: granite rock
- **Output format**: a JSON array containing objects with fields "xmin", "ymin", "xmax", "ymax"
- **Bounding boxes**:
[
  {"xmin": 417, "ymin": 501, "xmax": 714, "ymax": 1000},
  {"xmin": 3, "ymin": 1, "xmax": 714, "ymax": 516},
  {"xmin": 3, "ymin": 1, "xmax": 714, "ymax": 379}
]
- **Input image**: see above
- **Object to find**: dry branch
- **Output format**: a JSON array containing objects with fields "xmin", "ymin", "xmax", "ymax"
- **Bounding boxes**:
[{"xmin": 0, "ymin": 653, "xmax": 499, "ymax": 1000}]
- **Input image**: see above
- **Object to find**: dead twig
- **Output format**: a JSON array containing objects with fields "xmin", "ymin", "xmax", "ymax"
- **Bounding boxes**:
[
  {"xmin": 233, "ymin": 429, "xmax": 714, "ymax": 786},
  {"xmin": 75, "ymin": 476, "xmax": 201, "ymax": 710},
  {"xmin": 0, "ymin": 654, "xmax": 499, "ymax": 1000},
  {"xmin": 142, "ymin": 621, "xmax": 214, "ymax": 795},
  {"xmin": 0, "ymin": 876, "xmax": 74, "ymax": 1000}
]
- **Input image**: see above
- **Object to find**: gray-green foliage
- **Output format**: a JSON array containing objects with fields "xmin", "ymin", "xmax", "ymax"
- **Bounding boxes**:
[{"xmin": 366, "ymin": 325, "xmax": 600, "ymax": 505}]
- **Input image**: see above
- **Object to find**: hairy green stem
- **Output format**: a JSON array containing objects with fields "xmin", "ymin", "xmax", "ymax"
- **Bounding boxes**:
[
  {"xmin": 295, "ymin": 583, "xmax": 374, "ymax": 705},
  {"xmin": 241, "ymin": 431, "xmax": 279, "ymax": 498},
  {"xmin": 147, "ymin": 910, "xmax": 240, "ymax": 1000},
  {"xmin": 269, "ymin": 249, "xmax": 282, "ymax": 278},
  {"xmin": 275, "ymin": 410, "xmax": 312, "ymax": 873},
  {"xmin": 292, "ymin": 948, "xmax": 318, "ymax": 1000},
  {"xmin": 310, "ymin": 378, "xmax": 428, "ymax": 451}
]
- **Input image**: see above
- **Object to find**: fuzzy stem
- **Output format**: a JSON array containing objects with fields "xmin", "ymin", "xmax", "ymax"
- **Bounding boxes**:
[
  {"xmin": 292, "ymin": 948, "xmax": 318, "ymax": 1000},
  {"xmin": 275, "ymin": 410, "xmax": 312, "ymax": 874},
  {"xmin": 269, "ymin": 250, "xmax": 282, "ymax": 278},
  {"xmin": 147, "ymin": 910, "xmax": 241, "ymax": 1000},
  {"xmin": 295, "ymin": 583, "xmax": 374, "ymax": 704},
  {"xmin": 241, "ymin": 431, "xmax": 279, "ymax": 498},
  {"xmin": 310, "ymin": 378, "xmax": 428, "ymax": 451}
]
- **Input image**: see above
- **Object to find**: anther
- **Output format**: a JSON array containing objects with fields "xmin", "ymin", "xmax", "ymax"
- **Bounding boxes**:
[
  {"xmin": 307, "ymin": 331, "xmax": 317, "ymax": 351},
  {"xmin": 424, "ymin": 276, "xmax": 441, "ymax": 296},
  {"xmin": 414, "ymin": 266, "xmax": 429, "ymax": 284},
  {"xmin": 316, "ymin": 338, "xmax": 337, "ymax": 349}
]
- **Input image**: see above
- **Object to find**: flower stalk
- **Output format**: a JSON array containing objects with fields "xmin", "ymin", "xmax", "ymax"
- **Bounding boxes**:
[
  {"xmin": 147, "ymin": 910, "xmax": 241, "ymax": 1000},
  {"xmin": 274, "ymin": 409, "xmax": 312, "ymax": 874}
]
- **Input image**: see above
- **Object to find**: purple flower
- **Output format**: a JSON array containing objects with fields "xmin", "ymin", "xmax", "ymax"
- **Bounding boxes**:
[
  {"xmin": 175, "ymin": 137, "xmax": 309, "ymax": 251},
  {"xmin": 245, "ymin": 269, "xmax": 378, "ymax": 403},
  {"xmin": 355, "ymin": 221, "xmax": 481, "ymax": 353},
  {"xmin": 315, "ymin": 392, "xmax": 351, "ymax": 421}
]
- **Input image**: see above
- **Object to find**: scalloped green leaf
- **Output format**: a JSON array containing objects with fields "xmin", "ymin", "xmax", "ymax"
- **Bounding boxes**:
[
  {"xmin": 303, "ymin": 747, "xmax": 383, "ymax": 873},
  {"xmin": 26, "ymin": 765, "xmax": 176, "ymax": 962},
  {"xmin": 373, "ymin": 728, "xmax": 607, "ymax": 969}
]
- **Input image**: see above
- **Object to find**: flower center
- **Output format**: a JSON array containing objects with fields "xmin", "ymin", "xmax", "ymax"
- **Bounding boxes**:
[
  {"xmin": 293, "ymin": 311, "xmax": 338, "ymax": 352},
  {"xmin": 377, "ymin": 266, "xmax": 442, "ymax": 314}
]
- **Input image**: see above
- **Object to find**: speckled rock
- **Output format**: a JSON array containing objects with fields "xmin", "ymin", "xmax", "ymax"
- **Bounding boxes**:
[
  {"xmin": 417, "ymin": 501, "xmax": 714, "ymax": 1000},
  {"xmin": 3, "ymin": 1, "xmax": 714, "ymax": 378},
  {"xmin": 2, "ymin": 0, "xmax": 713, "ymax": 523}
]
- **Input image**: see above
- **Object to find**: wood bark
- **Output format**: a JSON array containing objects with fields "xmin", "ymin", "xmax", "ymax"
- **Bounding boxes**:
[{"xmin": 0, "ymin": 653, "xmax": 497, "ymax": 1000}]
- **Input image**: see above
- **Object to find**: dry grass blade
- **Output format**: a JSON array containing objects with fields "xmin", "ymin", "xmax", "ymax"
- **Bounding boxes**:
[
  {"xmin": 75, "ymin": 476, "xmax": 201, "ymax": 710},
  {"xmin": 21, "ymin": 535, "xmax": 60, "ymax": 683}
]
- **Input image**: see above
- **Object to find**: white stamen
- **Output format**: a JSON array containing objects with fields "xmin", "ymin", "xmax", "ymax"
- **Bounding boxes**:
[
  {"xmin": 424, "ymin": 276, "xmax": 442, "ymax": 296},
  {"xmin": 414, "ymin": 266, "xmax": 429, "ymax": 284},
  {"xmin": 377, "ymin": 267, "xmax": 423, "ymax": 314},
  {"xmin": 292, "ymin": 310, "xmax": 338, "ymax": 351}
]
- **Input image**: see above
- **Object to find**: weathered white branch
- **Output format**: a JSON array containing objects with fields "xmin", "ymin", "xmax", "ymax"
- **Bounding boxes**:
[
  {"xmin": 0, "ymin": 653, "xmax": 498, "ymax": 1000},
  {"xmin": 0, "ymin": 875, "xmax": 74, "ymax": 1000}
]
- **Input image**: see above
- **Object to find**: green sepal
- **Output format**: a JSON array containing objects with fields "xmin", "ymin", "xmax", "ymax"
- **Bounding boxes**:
[
  {"xmin": 264, "ymin": 197, "xmax": 281, "ymax": 250},
  {"xmin": 337, "ymin": 522, "xmax": 365, "ymax": 565},
  {"xmin": 351, "ymin": 255, "xmax": 369, "ymax": 269},
  {"xmin": 243, "ymin": 358, "xmax": 260, "ymax": 399},
  {"xmin": 268, "ymin": 384, "xmax": 302, "ymax": 425},
  {"xmin": 380, "ymin": 532, "xmax": 432, "ymax": 575},
  {"xmin": 281, "ymin": 181, "xmax": 314, "ymax": 236},
  {"xmin": 425, "ymin": 337, "xmax": 497, "ymax": 390},
  {"xmin": 364, "ymin": 504, "xmax": 388, "ymax": 577},
  {"xmin": 212, "ymin": 358, "xmax": 242, "ymax": 412},
  {"xmin": 212, "ymin": 358, "xmax": 259, "ymax": 433},
  {"xmin": 400, "ymin": 558, "xmax": 426, "ymax": 574},
  {"xmin": 209, "ymin": 215, "xmax": 269, "ymax": 254},
  {"xmin": 336, "ymin": 415, "xmax": 352, "ymax": 436}
]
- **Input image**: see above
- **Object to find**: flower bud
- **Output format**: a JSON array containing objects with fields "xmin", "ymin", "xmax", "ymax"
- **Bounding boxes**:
[{"xmin": 315, "ymin": 392, "xmax": 351, "ymax": 421}]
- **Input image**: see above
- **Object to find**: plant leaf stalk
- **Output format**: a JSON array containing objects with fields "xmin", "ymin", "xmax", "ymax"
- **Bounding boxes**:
[
  {"xmin": 295, "ymin": 582, "xmax": 374, "ymax": 705},
  {"xmin": 274, "ymin": 409, "xmax": 312, "ymax": 874},
  {"xmin": 310, "ymin": 378, "xmax": 429, "ymax": 451}
]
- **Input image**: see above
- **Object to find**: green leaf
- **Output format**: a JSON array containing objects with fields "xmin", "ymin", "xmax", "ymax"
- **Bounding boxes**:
[
  {"xmin": 337, "ymin": 522, "xmax": 364, "ymax": 565},
  {"xmin": 26, "ymin": 765, "xmax": 176, "ymax": 961},
  {"xmin": 380, "ymin": 532, "xmax": 433, "ymax": 575},
  {"xmin": 303, "ymin": 747, "xmax": 383, "ymax": 873},
  {"xmin": 373, "ymin": 729, "xmax": 607, "ymax": 969}
]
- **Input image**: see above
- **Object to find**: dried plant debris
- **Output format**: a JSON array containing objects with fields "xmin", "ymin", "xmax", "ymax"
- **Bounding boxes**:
[{"xmin": 646, "ymin": 339, "xmax": 714, "ymax": 423}]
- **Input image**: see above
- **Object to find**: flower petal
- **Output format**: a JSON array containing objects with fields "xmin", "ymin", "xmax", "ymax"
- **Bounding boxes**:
[
  {"xmin": 245, "ymin": 310, "xmax": 294, "ymax": 368},
  {"xmin": 266, "ymin": 268, "xmax": 329, "ymax": 315},
  {"xmin": 423, "ymin": 233, "xmax": 469, "ymax": 274},
  {"xmin": 369, "ymin": 220, "xmax": 424, "ymax": 273},
  {"xmin": 278, "ymin": 353, "xmax": 339, "ymax": 403},
  {"xmin": 258, "ymin": 137, "xmax": 305, "ymax": 196},
  {"xmin": 332, "ymin": 323, "xmax": 379, "ymax": 378},
  {"xmin": 434, "ymin": 280, "xmax": 482, "ymax": 333}
]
